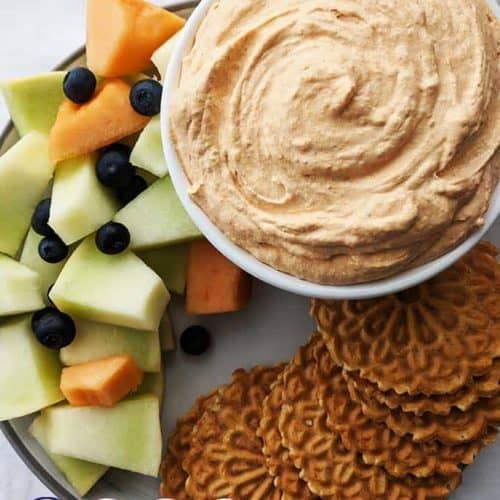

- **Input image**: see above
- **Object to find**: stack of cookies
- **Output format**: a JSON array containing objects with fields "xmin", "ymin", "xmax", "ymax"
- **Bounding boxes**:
[{"xmin": 160, "ymin": 243, "xmax": 500, "ymax": 499}]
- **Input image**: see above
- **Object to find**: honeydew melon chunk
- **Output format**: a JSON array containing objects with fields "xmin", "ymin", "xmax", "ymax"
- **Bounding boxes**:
[
  {"xmin": 114, "ymin": 176, "xmax": 201, "ymax": 250},
  {"xmin": 159, "ymin": 310, "xmax": 175, "ymax": 352},
  {"xmin": 0, "ymin": 131, "xmax": 54, "ymax": 256},
  {"xmin": 29, "ymin": 414, "xmax": 108, "ymax": 497},
  {"xmin": 0, "ymin": 316, "xmax": 64, "ymax": 421},
  {"xmin": 151, "ymin": 31, "xmax": 181, "ymax": 81},
  {"xmin": 138, "ymin": 244, "xmax": 187, "ymax": 295},
  {"xmin": 49, "ymin": 154, "xmax": 119, "ymax": 245},
  {"xmin": 20, "ymin": 229, "xmax": 68, "ymax": 300},
  {"xmin": 50, "ymin": 237, "xmax": 169, "ymax": 331},
  {"xmin": 1, "ymin": 72, "xmax": 65, "ymax": 136},
  {"xmin": 136, "ymin": 370, "xmax": 164, "ymax": 402},
  {"xmin": 60, "ymin": 318, "xmax": 161, "ymax": 372},
  {"xmin": 130, "ymin": 116, "xmax": 167, "ymax": 177},
  {"xmin": 0, "ymin": 254, "xmax": 44, "ymax": 317},
  {"xmin": 44, "ymin": 395, "xmax": 162, "ymax": 477}
]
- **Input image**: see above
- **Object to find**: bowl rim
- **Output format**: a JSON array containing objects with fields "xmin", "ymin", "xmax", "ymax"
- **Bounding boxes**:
[{"xmin": 161, "ymin": 0, "xmax": 500, "ymax": 300}]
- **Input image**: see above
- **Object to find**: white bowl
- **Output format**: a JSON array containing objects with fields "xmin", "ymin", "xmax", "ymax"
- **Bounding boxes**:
[{"xmin": 161, "ymin": 0, "xmax": 500, "ymax": 300}]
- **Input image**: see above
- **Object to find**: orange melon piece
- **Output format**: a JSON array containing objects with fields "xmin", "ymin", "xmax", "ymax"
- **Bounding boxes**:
[
  {"xmin": 87, "ymin": 0, "xmax": 185, "ymax": 77},
  {"xmin": 186, "ymin": 240, "xmax": 252, "ymax": 315},
  {"xmin": 49, "ymin": 79, "xmax": 150, "ymax": 163},
  {"xmin": 60, "ymin": 355, "xmax": 144, "ymax": 407}
]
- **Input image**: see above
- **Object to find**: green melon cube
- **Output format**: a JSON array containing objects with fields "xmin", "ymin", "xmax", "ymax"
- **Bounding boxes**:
[
  {"xmin": 1, "ymin": 72, "xmax": 65, "ymax": 136},
  {"xmin": 0, "ymin": 316, "xmax": 63, "ymax": 421},
  {"xmin": 60, "ymin": 319, "xmax": 161, "ymax": 372},
  {"xmin": 30, "ymin": 414, "xmax": 108, "ymax": 496},
  {"xmin": 136, "ymin": 371, "xmax": 164, "ymax": 402},
  {"xmin": 114, "ymin": 176, "xmax": 201, "ymax": 251},
  {"xmin": 0, "ymin": 254, "xmax": 44, "ymax": 317},
  {"xmin": 138, "ymin": 244, "xmax": 187, "ymax": 295},
  {"xmin": 159, "ymin": 310, "xmax": 175, "ymax": 352},
  {"xmin": 44, "ymin": 395, "xmax": 162, "ymax": 477},
  {"xmin": 20, "ymin": 229, "xmax": 68, "ymax": 300},
  {"xmin": 49, "ymin": 154, "xmax": 119, "ymax": 245},
  {"xmin": 50, "ymin": 237, "xmax": 170, "ymax": 331},
  {"xmin": 151, "ymin": 32, "xmax": 181, "ymax": 81},
  {"xmin": 130, "ymin": 116, "xmax": 168, "ymax": 177},
  {"xmin": 0, "ymin": 132, "xmax": 54, "ymax": 256}
]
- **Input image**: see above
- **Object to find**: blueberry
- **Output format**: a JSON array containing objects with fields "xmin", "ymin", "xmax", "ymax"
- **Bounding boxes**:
[
  {"xmin": 180, "ymin": 326, "xmax": 211, "ymax": 356},
  {"xmin": 96, "ymin": 144, "xmax": 135, "ymax": 189},
  {"xmin": 96, "ymin": 222, "xmax": 131, "ymax": 255},
  {"xmin": 116, "ymin": 174, "xmax": 148, "ymax": 205},
  {"xmin": 130, "ymin": 79, "xmax": 162, "ymax": 116},
  {"xmin": 63, "ymin": 67, "xmax": 97, "ymax": 104},
  {"xmin": 38, "ymin": 236, "xmax": 69, "ymax": 264},
  {"xmin": 32, "ymin": 199, "xmax": 55, "ymax": 237},
  {"xmin": 32, "ymin": 307, "xmax": 76, "ymax": 349}
]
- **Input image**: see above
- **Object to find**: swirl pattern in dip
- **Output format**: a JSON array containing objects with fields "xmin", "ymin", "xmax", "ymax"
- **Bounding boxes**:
[{"xmin": 170, "ymin": 0, "xmax": 500, "ymax": 284}]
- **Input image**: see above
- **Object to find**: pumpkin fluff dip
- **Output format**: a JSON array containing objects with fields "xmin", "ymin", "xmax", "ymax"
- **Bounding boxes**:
[{"xmin": 170, "ymin": 0, "xmax": 500, "ymax": 285}]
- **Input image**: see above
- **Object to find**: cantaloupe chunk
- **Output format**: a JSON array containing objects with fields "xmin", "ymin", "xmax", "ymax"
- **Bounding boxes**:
[
  {"xmin": 60, "ymin": 355, "xmax": 144, "ymax": 407},
  {"xmin": 87, "ymin": 0, "xmax": 185, "ymax": 77},
  {"xmin": 49, "ymin": 79, "xmax": 150, "ymax": 163},
  {"xmin": 186, "ymin": 240, "xmax": 252, "ymax": 315}
]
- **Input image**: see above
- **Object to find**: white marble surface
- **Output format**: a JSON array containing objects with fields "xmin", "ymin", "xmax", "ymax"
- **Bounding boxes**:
[{"xmin": 0, "ymin": 3, "xmax": 164, "ymax": 498}]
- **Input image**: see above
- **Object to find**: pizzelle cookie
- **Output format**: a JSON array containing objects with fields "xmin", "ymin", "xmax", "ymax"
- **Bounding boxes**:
[
  {"xmin": 313, "ymin": 338, "xmax": 494, "ymax": 478},
  {"xmin": 347, "ymin": 378, "xmax": 500, "ymax": 445},
  {"xmin": 312, "ymin": 243, "xmax": 500, "ymax": 396},
  {"xmin": 160, "ymin": 389, "xmax": 220, "ymax": 499},
  {"xmin": 279, "ymin": 335, "xmax": 461, "ymax": 499},
  {"xmin": 343, "ymin": 359, "xmax": 500, "ymax": 416},
  {"xmin": 257, "ymin": 375, "xmax": 316, "ymax": 499},
  {"xmin": 183, "ymin": 365, "xmax": 284, "ymax": 500}
]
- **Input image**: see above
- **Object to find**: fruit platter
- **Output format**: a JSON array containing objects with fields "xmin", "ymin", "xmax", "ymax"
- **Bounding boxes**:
[{"xmin": 0, "ymin": 0, "xmax": 499, "ymax": 499}]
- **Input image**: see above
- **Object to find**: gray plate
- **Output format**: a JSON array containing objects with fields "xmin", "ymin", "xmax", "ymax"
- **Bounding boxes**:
[{"xmin": 1, "ymin": 1, "xmax": 499, "ymax": 499}]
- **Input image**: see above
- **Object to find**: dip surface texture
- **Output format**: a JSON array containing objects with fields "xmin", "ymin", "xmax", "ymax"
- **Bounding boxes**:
[{"xmin": 170, "ymin": 0, "xmax": 500, "ymax": 284}]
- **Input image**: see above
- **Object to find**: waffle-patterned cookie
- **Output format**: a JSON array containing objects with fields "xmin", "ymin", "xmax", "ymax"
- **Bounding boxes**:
[
  {"xmin": 344, "ymin": 360, "xmax": 500, "ymax": 416},
  {"xmin": 313, "ymin": 243, "xmax": 500, "ymax": 396},
  {"xmin": 313, "ymin": 339, "xmax": 494, "ymax": 478},
  {"xmin": 279, "ymin": 335, "xmax": 461, "ymax": 499},
  {"xmin": 160, "ymin": 389, "xmax": 220, "ymax": 499},
  {"xmin": 257, "ymin": 376, "xmax": 316, "ymax": 499},
  {"xmin": 347, "ymin": 376, "xmax": 500, "ymax": 445},
  {"xmin": 183, "ymin": 365, "xmax": 284, "ymax": 499}
]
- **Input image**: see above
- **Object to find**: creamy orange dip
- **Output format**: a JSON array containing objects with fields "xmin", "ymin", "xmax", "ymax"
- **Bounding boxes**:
[{"xmin": 171, "ymin": 0, "xmax": 500, "ymax": 284}]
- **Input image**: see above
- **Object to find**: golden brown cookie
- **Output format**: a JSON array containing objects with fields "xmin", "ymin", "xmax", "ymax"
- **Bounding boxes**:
[
  {"xmin": 343, "ymin": 359, "xmax": 500, "ymax": 416},
  {"xmin": 312, "ymin": 243, "xmax": 500, "ymax": 396},
  {"xmin": 257, "ymin": 375, "xmax": 316, "ymax": 499},
  {"xmin": 347, "ymin": 376, "xmax": 500, "ymax": 445},
  {"xmin": 313, "ymin": 339, "xmax": 494, "ymax": 478},
  {"xmin": 183, "ymin": 365, "xmax": 284, "ymax": 500},
  {"xmin": 160, "ymin": 389, "xmax": 220, "ymax": 499},
  {"xmin": 279, "ymin": 335, "xmax": 461, "ymax": 499}
]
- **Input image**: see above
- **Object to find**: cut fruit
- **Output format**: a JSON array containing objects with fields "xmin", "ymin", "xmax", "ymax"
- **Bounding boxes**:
[
  {"xmin": 44, "ymin": 395, "xmax": 162, "ymax": 476},
  {"xmin": 20, "ymin": 229, "xmax": 69, "ymax": 300},
  {"xmin": 50, "ymin": 237, "xmax": 169, "ymax": 331},
  {"xmin": 159, "ymin": 310, "xmax": 175, "ymax": 352},
  {"xmin": 60, "ymin": 355, "xmax": 144, "ymax": 407},
  {"xmin": 130, "ymin": 116, "xmax": 167, "ymax": 177},
  {"xmin": 0, "ymin": 254, "xmax": 44, "ymax": 317},
  {"xmin": 186, "ymin": 240, "xmax": 252, "ymax": 315},
  {"xmin": 138, "ymin": 244, "xmax": 187, "ymax": 295},
  {"xmin": 87, "ymin": 0, "xmax": 185, "ymax": 77},
  {"xmin": 136, "ymin": 371, "xmax": 164, "ymax": 402},
  {"xmin": 30, "ymin": 414, "xmax": 108, "ymax": 496},
  {"xmin": 49, "ymin": 79, "xmax": 150, "ymax": 163},
  {"xmin": 60, "ymin": 318, "xmax": 161, "ymax": 372},
  {"xmin": 49, "ymin": 154, "xmax": 119, "ymax": 245},
  {"xmin": 0, "ymin": 132, "xmax": 54, "ymax": 256},
  {"xmin": 114, "ymin": 176, "xmax": 201, "ymax": 250},
  {"xmin": 1, "ymin": 72, "xmax": 65, "ymax": 136},
  {"xmin": 151, "ymin": 31, "xmax": 181, "ymax": 81},
  {"xmin": 0, "ymin": 316, "xmax": 63, "ymax": 421}
]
